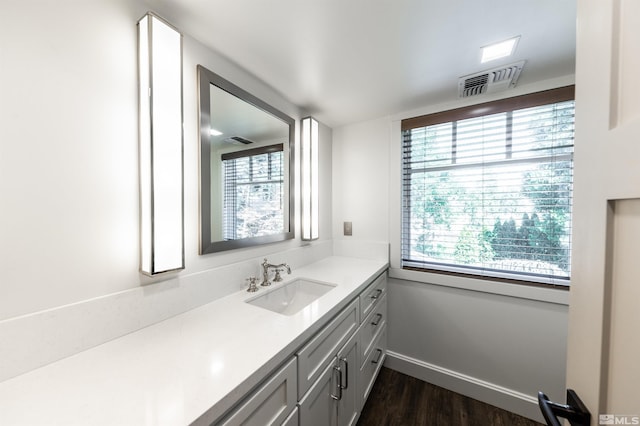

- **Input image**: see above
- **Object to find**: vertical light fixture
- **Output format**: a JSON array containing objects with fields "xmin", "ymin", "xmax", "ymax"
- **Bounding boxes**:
[
  {"xmin": 138, "ymin": 13, "xmax": 184, "ymax": 275},
  {"xmin": 301, "ymin": 117, "xmax": 319, "ymax": 241}
]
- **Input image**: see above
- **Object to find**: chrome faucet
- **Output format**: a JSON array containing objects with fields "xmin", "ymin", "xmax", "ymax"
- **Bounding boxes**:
[{"xmin": 261, "ymin": 258, "xmax": 291, "ymax": 286}]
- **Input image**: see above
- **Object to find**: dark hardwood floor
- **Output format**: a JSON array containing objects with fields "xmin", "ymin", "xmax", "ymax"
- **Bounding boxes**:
[{"xmin": 357, "ymin": 367, "xmax": 544, "ymax": 426}]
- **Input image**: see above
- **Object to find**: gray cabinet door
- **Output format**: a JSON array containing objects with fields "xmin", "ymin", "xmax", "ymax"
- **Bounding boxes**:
[
  {"xmin": 336, "ymin": 332, "xmax": 359, "ymax": 426},
  {"xmin": 298, "ymin": 361, "xmax": 337, "ymax": 426}
]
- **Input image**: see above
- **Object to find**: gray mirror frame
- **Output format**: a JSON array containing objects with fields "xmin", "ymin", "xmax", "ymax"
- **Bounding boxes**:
[{"xmin": 198, "ymin": 65, "xmax": 295, "ymax": 254}]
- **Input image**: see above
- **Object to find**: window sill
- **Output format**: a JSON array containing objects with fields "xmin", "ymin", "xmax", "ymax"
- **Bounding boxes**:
[{"xmin": 389, "ymin": 267, "xmax": 570, "ymax": 305}]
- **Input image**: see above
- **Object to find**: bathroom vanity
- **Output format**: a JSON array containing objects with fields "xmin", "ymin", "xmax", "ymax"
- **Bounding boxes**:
[
  {"xmin": 0, "ymin": 256, "xmax": 388, "ymax": 426},
  {"xmin": 217, "ymin": 267, "xmax": 387, "ymax": 426}
]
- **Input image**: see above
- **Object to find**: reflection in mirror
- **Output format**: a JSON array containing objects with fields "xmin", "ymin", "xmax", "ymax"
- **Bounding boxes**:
[{"xmin": 198, "ymin": 65, "xmax": 294, "ymax": 254}]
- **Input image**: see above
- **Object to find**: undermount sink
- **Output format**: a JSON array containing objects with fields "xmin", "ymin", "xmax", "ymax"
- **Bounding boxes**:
[{"xmin": 246, "ymin": 279, "xmax": 336, "ymax": 316}]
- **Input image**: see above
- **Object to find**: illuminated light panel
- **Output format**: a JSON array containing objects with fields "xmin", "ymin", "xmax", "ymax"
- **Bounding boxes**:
[
  {"xmin": 138, "ymin": 13, "xmax": 184, "ymax": 275},
  {"xmin": 301, "ymin": 117, "xmax": 319, "ymax": 241},
  {"xmin": 481, "ymin": 36, "xmax": 520, "ymax": 63}
]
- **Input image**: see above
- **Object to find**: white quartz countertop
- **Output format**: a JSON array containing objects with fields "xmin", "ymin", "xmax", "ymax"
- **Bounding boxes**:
[{"xmin": 0, "ymin": 256, "xmax": 388, "ymax": 426}]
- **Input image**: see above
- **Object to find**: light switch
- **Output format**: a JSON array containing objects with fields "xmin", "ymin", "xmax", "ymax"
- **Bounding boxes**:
[{"xmin": 344, "ymin": 221, "xmax": 352, "ymax": 236}]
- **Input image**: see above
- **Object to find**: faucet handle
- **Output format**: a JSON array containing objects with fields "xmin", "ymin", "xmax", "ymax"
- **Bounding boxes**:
[
  {"xmin": 273, "ymin": 268, "xmax": 284, "ymax": 282},
  {"xmin": 246, "ymin": 276, "xmax": 259, "ymax": 292}
]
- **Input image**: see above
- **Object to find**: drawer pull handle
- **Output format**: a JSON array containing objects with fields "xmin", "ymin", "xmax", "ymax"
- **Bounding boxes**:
[
  {"xmin": 370, "ymin": 289, "xmax": 383, "ymax": 300},
  {"xmin": 330, "ymin": 365, "xmax": 342, "ymax": 400},
  {"xmin": 371, "ymin": 313, "xmax": 383, "ymax": 326},
  {"xmin": 371, "ymin": 349, "xmax": 383, "ymax": 365},
  {"xmin": 339, "ymin": 357, "xmax": 349, "ymax": 390}
]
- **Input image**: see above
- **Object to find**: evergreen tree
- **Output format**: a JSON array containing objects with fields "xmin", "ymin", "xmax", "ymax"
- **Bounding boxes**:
[{"xmin": 517, "ymin": 213, "xmax": 534, "ymax": 259}]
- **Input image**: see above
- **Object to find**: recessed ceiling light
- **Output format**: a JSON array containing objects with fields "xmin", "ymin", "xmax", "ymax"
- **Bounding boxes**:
[
  {"xmin": 210, "ymin": 128, "xmax": 223, "ymax": 136},
  {"xmin": 481, "ymin": 36, "xmax": 520, "ymax": 63}
]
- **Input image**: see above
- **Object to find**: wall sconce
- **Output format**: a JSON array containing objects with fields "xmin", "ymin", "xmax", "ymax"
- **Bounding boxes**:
[
  {"xmin": 138, "ymin": 13, "xmax": 184, "ymax": 275},
  {"xmin": 301, "ymin": 117, "xmax": 319, "ymax": 241}
]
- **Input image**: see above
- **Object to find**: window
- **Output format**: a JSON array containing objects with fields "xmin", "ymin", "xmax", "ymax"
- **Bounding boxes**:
[
  {"xmin": 222, "ymin": 144, "xmax": 284, "ymax": 240},
  {"xmin": 401, "ymin": 86, "xmax": 575, "ymax": 285}
]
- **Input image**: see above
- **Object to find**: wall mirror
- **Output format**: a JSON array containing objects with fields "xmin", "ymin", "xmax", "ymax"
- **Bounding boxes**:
[{"xmin": 198, "ymin": 65, "xmax": 295, "ymax": 254}]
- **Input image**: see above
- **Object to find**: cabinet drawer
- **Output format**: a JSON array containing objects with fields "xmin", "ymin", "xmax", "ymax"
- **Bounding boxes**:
[
  {"xmin": 297, "ymin": 299, "xmax": 359, "ymax": 399},
  {"xmin": 359, "ymin": 294, "xmax": 387, "ymax": 368},
  {"xmin": 359, "ymin": 273, "xmax": 386, "ymax": 323},
  {"xmin": 218, "ymin": 357, "xmax": 297, "ymax": 426},
  {"xmin": 359, "ymin": 325, "xmax": 386, "ymax": 407}
]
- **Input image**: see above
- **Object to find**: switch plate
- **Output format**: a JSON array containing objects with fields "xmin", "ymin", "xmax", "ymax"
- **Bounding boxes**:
[{"xmin": 344, "ymin": 221, "xmax": 352, "ymax": 236}]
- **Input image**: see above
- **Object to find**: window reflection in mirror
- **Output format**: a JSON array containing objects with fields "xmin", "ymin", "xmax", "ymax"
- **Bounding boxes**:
[
  {"xmin": 198, "ymin": 65, "xmax": 294, "ymax": 254},
  {"xmin": 220, "ymin": 144, "xmax": 284, "ymax": 240}
]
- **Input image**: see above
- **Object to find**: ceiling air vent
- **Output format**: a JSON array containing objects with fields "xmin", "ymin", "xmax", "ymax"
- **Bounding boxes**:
[
  {"xmin": 458, "ymin": 60, "xmax": 525, "ymax": 98},
  {"xmin": 224, "ymin": 136, "xmax": 254, "ymax": 145}
]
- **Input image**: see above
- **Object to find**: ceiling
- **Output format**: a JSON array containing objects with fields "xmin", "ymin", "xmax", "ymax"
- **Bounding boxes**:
[
  {"xmin": 149, "ymin": 0, "xmax": 576, "ymax": 128},
  {"xmin": 209, "ymin": 81, "xmax": 289, "ymax": 149}
]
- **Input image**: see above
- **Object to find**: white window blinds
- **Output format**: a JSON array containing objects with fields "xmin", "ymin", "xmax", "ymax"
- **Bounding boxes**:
[
  {"xmin": 222, "ymin": 144, "xmax": 284, "ymax": 240},
  {"xmin": 401, "ymin": 88, "xmax": 575, "ymax": 285}
]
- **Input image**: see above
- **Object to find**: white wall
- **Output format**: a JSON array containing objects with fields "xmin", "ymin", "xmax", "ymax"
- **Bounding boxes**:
[
  {"xmin": 386, "ymin": 279, "xmax": 567, "ymax": 421},
  {"xmin": 332, "ymin": 117, "xmax": 390, "ymax": 242},
  {"xmin": 332, "ymin": 76, "xmax": 575, "ymax": 421},
  {"xmin": 0, "ymin": 0, "xmax": 142, "ymax": 321},
  {"xmin": 0, "ymin": 0, "xmax": 333, "ymax": 380}
]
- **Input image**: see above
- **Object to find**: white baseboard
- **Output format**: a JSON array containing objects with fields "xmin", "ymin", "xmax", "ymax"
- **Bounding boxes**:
[{"xmin": 384, "ymin": 351, "xmax": 545, "ymax": 423}]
